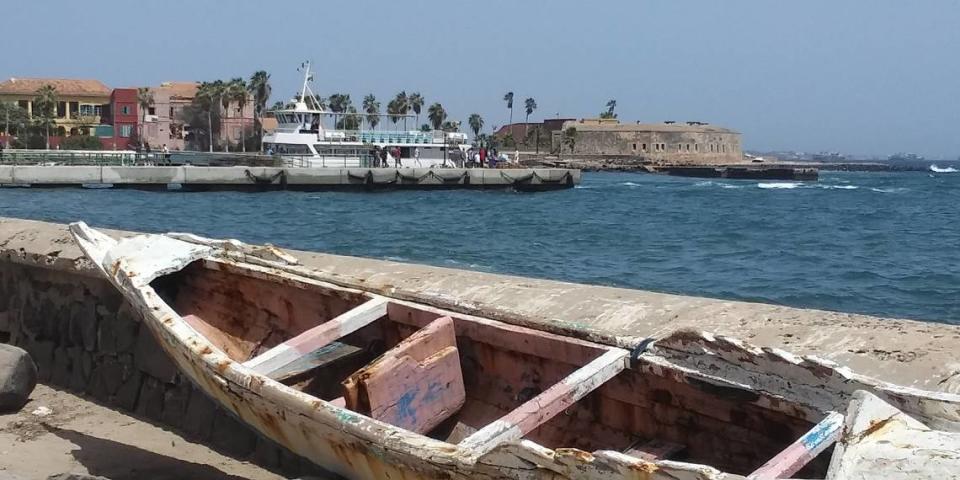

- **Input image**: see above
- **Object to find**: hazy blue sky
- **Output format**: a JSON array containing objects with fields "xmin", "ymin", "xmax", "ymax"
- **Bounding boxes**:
[{"xmin": 6, "ymin": 1, "xmax": 960, "ymax": 158}]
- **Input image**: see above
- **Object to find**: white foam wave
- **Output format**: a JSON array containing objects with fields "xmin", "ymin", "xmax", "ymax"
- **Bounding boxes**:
[
  {"xmin": 930, "ymin": 164, "xmax": 958, "ymax": 173},
  {"xmin": 757, "ymin": 182, "xmax": 801, "ymax": 189},
  {"xmin": 621, "ymin": 181, "xmax": 641, "ymax": 187},
  {"xmin": 695, "ymin": 180, "xmax": 742, "ymax": 189},
  {"xmin": 870, "ymin": 187, "xmax": 908, "ymax": 193},
  {"xmin": 822, "ymin": 185, "xmax": 859, "ymax": 190}
]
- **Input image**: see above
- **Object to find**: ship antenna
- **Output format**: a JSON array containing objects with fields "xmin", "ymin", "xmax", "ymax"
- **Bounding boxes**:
[{"xmin": 300, "ymin": 60, "xmax": 311, "ymax": 102}]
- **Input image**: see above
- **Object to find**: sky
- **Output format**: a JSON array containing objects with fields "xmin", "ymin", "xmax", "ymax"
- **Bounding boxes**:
[{"xmin": 6, "ymin": 1, "xmax": 960, "ymax": 158}]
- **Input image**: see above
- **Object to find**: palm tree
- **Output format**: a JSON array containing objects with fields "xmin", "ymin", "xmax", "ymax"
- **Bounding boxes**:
[
  {"xmin": 523, "ymin": 97, "xmax": 537, "ymax": 140},
  {"xmin": 328, "ymin": 93, "xmax": 350, "ymax": 113},
  {"xmin": 386, "ymin": 99, "xmax": 402, "ymax": 126},
  {"xmin": 228, "ymin": 78, "xmax": 249, "ymax": 151},
  {"xmin": 270, "ymin": 100, "xmax": 284, "ymax": 110},
  {"xmin": 408, "ymin": 92, "xmax": 424, "ymax": 127},
  {"xmin": 194, "ymin": 81, "xmax": 220, "ymax": 152},
  {"xmin": 468, "ymin": 113, "xmax": 484, "ymax": 140},
  {"xmin": 600, "ymin": 99, "xmax": 617, "ymax": 119},
  {"xmin": 32, "ymin": 85, "xmax": 58, "ymax": 149},
  {"xmin": 136, "ymin": 87, "xmax": 154, "ymax": 150},
  {"xmin": 393, "ymin": 91, "xmax": 409, "ymax": 130},
  {"xmin": 248, "ymin": 70, "xmax": 271, "ymax": 152},
  {"xmin": 427, "ymin": 103, "xmax": 446, "ymax": 131},
  {"xmin": 503, "ymin": 91, "xmax": 514, "ymax": 127},
  {"xmin": 362, "ymin": 94, "xmax": 380, "ymax": 130}
]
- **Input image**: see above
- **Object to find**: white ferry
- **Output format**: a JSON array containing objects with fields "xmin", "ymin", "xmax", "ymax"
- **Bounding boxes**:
[{"xmin": 263, "ymin": 62, "xmax": 467, "ymax": 168}]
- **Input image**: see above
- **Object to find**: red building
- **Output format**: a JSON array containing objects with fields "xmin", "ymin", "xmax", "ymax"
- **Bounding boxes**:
[{"xmin": 99, "ymin": 88, "xmax": 139, "ymax": 150}]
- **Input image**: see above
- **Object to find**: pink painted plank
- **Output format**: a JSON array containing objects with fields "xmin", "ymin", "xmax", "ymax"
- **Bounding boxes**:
[
  {"xmin": 342, "ymin": 316, "xmax": 465, "ymax": 434},
  {"xmin": 749, "ymin": 411, "xmax": 843, "ymax": 479}
]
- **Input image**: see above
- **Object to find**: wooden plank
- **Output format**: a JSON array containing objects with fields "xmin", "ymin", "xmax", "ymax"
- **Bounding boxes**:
[
  {"xmin": 459, "ymin": 347, "xmax": 629, "ymax": 456},
  {"xmin": 343, "ymin": 316, "xmax": 465, "ymax": 434},
  {"xmin": 749, "ymin": 411, "xmax": 843, "ymax": 480},
  {"xmin": 243, "ymin": 296, "xmax": 388, "ymax": 376},
  {"xmin": 268, "ymin": 341, "xmax": 364, "ymax": 382}
]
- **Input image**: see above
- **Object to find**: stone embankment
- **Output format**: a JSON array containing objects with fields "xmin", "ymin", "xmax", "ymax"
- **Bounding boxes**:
[{"xmin": 1, "ymin": 217, "xmax": 959, "ymax": 475}]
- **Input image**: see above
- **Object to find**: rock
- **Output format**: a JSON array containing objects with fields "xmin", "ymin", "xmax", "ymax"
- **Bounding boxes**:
[{"xmin": 0, "ymin": 344, "xmax": 38, "ymax": 412}]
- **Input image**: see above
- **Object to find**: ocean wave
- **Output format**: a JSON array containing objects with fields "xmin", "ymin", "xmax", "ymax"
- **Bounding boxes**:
[
  {"xmin": 621, "ymin": 181, "xmax": 641, "ymax": 187},
  {"xmin": 930, "ymin": 164, "xmax": 958, "ymax": 173},
  {"xmin": 869, "ymin": 187, "xmax": 908, "ymax": 193},
  {"xmin": 821, "ymin": 185, "xmax": 859, "ymax": 190},
  {"xmin": 695, "ymin": 181, "xmax": 743, "ymax": 189},
  {"xmin": 757, "ymin": 182, "xmax": 802, "ymax": 189}
]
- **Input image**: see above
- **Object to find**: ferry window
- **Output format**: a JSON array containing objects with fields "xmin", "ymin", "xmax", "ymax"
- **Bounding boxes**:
[{"xmin": 274, "ymin": 143, "xmax": 310, "ymax": 154}]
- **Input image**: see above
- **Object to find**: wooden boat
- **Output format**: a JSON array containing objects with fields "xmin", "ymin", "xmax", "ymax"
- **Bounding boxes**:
[{"xmin": 69, "ymin": 222, "xmax": 960, "ymax": 480}]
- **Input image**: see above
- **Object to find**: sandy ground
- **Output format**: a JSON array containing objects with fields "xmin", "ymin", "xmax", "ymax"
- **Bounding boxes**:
[{"xmin": 0, "ymin": 384, "xmax": 286, "ymax": 480}]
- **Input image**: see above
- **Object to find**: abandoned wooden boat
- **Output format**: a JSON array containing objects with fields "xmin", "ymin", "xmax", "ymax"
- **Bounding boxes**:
[{"xmin": 68, "ymin": 222, "xmax": 960, "ymax": 480}]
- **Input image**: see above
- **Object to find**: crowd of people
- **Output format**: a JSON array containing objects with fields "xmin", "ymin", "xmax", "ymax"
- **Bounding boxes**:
[{"xmin": 365, "ymin": 144, "xmax": 518, "ymax": 168}]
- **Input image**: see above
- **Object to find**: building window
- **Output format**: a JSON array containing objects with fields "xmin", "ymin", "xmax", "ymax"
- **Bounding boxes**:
[
  {"xmin": 120, "ymin": 105, "xmax": 131, "ymax": 115},
  {"xmin": 120, "ymin": 125, "xmax": 133, "ymax": 137},
  {"xmin": 169, "ymin": 106, "xmax": 175, "ymax": 118},
  {"xmin": 80, "ymin": 104, "xmax": 94, "ymax": 116},
  {"xmin": 685, "ymin": 144, "xmax": 690, "ymax": 151},
  {"xmin": 148, "ymin": 107, "xmax": 156, "ymax": 116},
  {"xmin": 641, "ymin": 143, "xmax": 647, "ymax": 152},
  {"xmin": 94, "ymin": 105, "xmax": 102, "ymax": 116},
  {"xmin": 695, "ymin": 144, "xmax": 699, "ymax": 152},
  {"xmin": 632, "ymin": 143, "xmax": 637, "ymax": 151}
]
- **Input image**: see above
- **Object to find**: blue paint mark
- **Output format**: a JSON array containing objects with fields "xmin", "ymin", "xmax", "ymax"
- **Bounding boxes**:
[
  {"xmin": 422, "ymin": 382, "xmax": 443, "ymax": 403},
  {"xmin": 394, "ymin": 388, "xmax": 419, "ymax": 426},
  {"xmin": 801, "ymin": 416, "xmax": 841, "ymax": 449}
]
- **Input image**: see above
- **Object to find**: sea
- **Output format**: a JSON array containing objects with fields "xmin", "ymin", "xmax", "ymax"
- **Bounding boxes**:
[{"xmin": 1, "ymin": 169, "xmax": 957, "ymax": 324}]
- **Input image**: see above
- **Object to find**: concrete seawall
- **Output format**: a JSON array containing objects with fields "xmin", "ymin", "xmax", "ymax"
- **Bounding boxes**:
[
  {"xmin": 0, "ymin": 217, "xmax": 958, "ymax": 473},
  {"xmin": 0, "ymin": 166, "xmax": 580, "ymax": 191}
]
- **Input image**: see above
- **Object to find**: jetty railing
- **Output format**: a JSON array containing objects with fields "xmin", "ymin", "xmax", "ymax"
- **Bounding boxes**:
[{"xmin": 0, "ymin": 149, "xmax": 284, "ymax": 167}]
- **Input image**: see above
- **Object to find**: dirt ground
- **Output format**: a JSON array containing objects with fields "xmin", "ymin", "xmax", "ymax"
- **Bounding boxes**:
[{"xmin": 0, "ymin": 384, "xmax": 286, "ymax": 480}]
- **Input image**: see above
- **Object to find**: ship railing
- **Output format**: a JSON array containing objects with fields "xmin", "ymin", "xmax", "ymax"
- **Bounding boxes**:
[
  {"xmin": 281, "ymin": 154, "xmax": 379, "ymax": 168},
  {"xmin": 322, "ymin": 130, "xmax": 448, "ymax": 145},
  {"xmin": 0, "ymin": 149, "xmax": 284, "ymax": 167}
]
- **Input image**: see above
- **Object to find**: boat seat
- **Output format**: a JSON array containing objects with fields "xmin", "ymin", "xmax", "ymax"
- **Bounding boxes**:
[
  {"xmin": 342, "ymin": 316, "xmax": 465, "ymax": 434},
  {"xmin": 268, "ymin": 341, "xmax": 364, "ymax": 383},
  {"xmin": 623, "ymin": 439, "xmax": 686, "ymax": 461}
]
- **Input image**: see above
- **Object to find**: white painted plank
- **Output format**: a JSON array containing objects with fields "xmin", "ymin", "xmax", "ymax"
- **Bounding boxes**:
[{"xmin": 243, "ymin": 296, "xmax": 388, "ymax": 376}]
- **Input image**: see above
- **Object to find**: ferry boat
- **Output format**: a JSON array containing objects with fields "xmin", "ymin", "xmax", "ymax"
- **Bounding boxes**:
[{"xmin": 263, "ymin": 62, "xmax": 468, "ymax": 168}]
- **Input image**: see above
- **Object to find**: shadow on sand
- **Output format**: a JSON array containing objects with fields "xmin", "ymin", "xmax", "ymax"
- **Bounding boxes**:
[{"xmin": 47, "ymin": 425, "xmax": 249, "ymax": 480}]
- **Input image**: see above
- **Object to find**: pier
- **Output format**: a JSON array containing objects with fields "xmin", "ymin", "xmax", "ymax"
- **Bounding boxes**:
[{"xmin": 0, "ymin": 165, "xmax": 579, "ymax": 191}]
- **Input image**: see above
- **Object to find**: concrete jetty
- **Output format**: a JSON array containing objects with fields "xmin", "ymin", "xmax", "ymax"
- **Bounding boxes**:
[{"xmin": 0, "ymin": 165, "xmax": 580, "ymax": 191}]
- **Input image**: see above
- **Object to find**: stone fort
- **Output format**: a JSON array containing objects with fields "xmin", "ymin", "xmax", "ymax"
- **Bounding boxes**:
[{"xmin": 552, "ymin": 118, "xmax": 743, "ymax": 165}]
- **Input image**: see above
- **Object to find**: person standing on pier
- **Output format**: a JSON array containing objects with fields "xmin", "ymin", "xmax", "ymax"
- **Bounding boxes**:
[
  {"xmin": 162, "ymin": 145, "xmax": 170, "ymax": 165},
  {"xmin": 479, "ymin": 147, "xmax": 486, "ymax": 168},
  {"xmin": 414, "ymin": 147, "xmax": 420, "ymax": 166},
  {"xmin": 392, "ymin": 146, "xmax": 402, "ymax": 167}
]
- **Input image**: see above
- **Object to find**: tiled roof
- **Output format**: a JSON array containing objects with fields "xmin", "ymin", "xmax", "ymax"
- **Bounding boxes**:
[
  {"xmin": 0, "ymin": 78, "xmax": 111, "ymax": 97},
  {"xmin": 156, "ymin": 81, "xmax": 199, "ymax": 99}
]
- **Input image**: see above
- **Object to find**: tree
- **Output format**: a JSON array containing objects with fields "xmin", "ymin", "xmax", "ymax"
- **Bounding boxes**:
[
  {"xmin": 393, "ymin": 91, "xmax": 409, "ymax": 129},
  {"xmin": 336, "ymin": 106, "xmax": 361, "ymax": 130},
  {"xmin": 386, "ymin": 99, "xmax": 402, "ymax": 126},
  {"xmin": 523, "ymin": 97, "xmax": 537, "ymax": 140},
  {"xmin": 328, "ymin": 93, "xmax": 351, "ymax": 113},
  {"xmin": 600, "ymin": 99, "xmax": 617, "ymax": 119},
  {"xmin": 362, "ymin": 94, "xmax": 380, "ymax": 130},
  {"xmin": 228, "ymin": 78, "xmax": 249, "ymax": 151},
  {"xmin": 419, "ymin": 124, "xmax": 431, "ymax": 132},
  {"xmin": 441, "ymin": 120, "xmax": 460, "ymax": 132},
  {"xmin": 193, "ymin": 81, "xmax": 222, "ymax": 152},
  {"xmin": 0, "ymin": 102, "xmax": 29, "ymax": 138},
  {"xmin": 248, "ymin": 70, "xmax": 271, "ymax": 152},
  {"xmin": 468, "ymin": 113, "xmax": 484, "ymax": 139},
  {"xmin": 562, "ymin": 126, "xmax": 578, "ymax": 154},
  {"xmin": 408, "ymin": 92, "xmax": 424, "ymax": 127},
  {"xmin": 503, "ymin": 91, "xmax": 514, "ymax": 127},
  {"xmin": 270, "ymin": 100, "xmax": 284, "ymax": 110},
  {"xmin": 427, "ymin": 103, "xmax": 446, "ymax": 131},
  {"xmin": 32, "ymin": 85, "xmax": 58, "ymax": 150}
]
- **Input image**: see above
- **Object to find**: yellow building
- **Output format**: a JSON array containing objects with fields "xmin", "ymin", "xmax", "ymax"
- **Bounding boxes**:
[{"xmin": 0, "ymin": 78, "xmax": 111, "ymax": 136}]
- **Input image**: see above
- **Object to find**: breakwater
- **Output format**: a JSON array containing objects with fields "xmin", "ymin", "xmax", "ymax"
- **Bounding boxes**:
[{"xmin": 0, "ymin": 165, "xmax": 579, "ymax": 191}]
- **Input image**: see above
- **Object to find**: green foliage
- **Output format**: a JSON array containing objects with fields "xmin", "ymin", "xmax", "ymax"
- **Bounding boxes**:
[
  {"xmin": 468, "ymin": 113, "xmax": 484, "ymax": 138},
  {"xmin": 427, "ymin": 103, "xmax": 446, "ymax": 130},
  {"xmin": 503, "ymin": 91, "xmax": 514, "ymax": 109},
  {"xmin": 441, "ymin": 120, "xmax": 459, "ymax": 132},
  {"xmin": 328, "ymin": 93, "xmax": 351, "ymax": 113},
  {"xmin": 524, "ymin": 98, "xmax": 537, "ymax": 118},
  {"xmin": 0, "ymin": 102, "xmax": 29, "ymax": 135},
  {"xmin": 408, "ymin": 92, "xmax": 423, "ymax": 124},
  {"xmin": 60, "ymin": 135, "xmax": 103, "ymax": 150},
  {"xmin": 419, "ymin": 123, "xmax": 431, "ymax": 132},
  {"xmin": 386, "ymin": 99, "xmax": 402, "ymax": 125},
  {"xmin": 599, "ymin": 111, "xmax": 617, "ymax": 119},
  {"xmin": 336, "ymin": 106, "xmax": 361, "ymax": 130},
  {"xmin": 501, "ymin": 133, "xmax": 516, "ymax": 148},
  {"xmin": 363, "ymin": 94, "xmax": 380, "ymax": 130},
  {"xmin": 601, "ymin": 99, "xmax": 617, "ymax": 119}
]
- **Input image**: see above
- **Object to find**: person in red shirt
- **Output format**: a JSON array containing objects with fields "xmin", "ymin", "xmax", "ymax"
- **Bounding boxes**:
[{"xmin": 479, "ymin": 147, "xmax": 486, "ymax": 168}]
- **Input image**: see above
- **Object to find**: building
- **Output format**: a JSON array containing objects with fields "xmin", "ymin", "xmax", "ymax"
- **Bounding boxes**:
[
  {"xmin": 98, "ymin": 88, "xmax": 139, "ymax": 150},
  {"xmin": 0, "ymin": 77, "xmax": 112, "ymax": 146},
  {"xmin": 139, "ymin": 82, "xmax": 198, "ymax": 150},
  {"xmin": 553, "ymin": 119, "xmax": 742, "ymax": 165},
  {"xmin": 494, "ymin": 118, "xmax": 575, "ymax": 143}
]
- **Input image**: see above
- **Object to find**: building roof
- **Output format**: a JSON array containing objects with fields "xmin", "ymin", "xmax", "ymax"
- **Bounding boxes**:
[
  {"xmin": 564, "ymin": 119, "xmax": 739, "ymax": 134},
  {"xmin": 0, "ymin": 78, "xmax": 111, "ymax": 97},
  {"xmin": 155, "ymin": 81, "xmax": 199, "ymax": 99}
]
